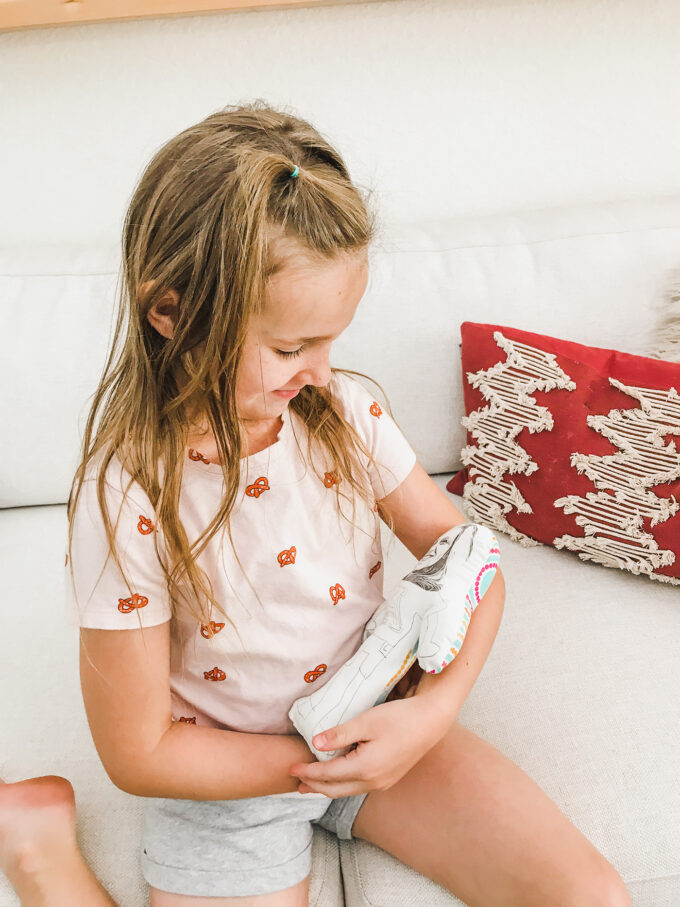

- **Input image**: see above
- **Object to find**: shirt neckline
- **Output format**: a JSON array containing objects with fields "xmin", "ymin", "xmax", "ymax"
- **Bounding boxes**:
[{"xmin": 183, "ymin": 404, "xmax": 293, "ymax": 481}]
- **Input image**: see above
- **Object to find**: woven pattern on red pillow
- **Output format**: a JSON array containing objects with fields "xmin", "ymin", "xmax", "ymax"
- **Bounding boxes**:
[{"xmin": 447, "ymin": 322, "xmax": 680, "ymax": 586}]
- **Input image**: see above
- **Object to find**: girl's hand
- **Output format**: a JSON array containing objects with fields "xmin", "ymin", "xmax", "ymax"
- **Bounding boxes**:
[{"xmin": 288, "ymin": 695, "xmax": 449, "ymax": 799}]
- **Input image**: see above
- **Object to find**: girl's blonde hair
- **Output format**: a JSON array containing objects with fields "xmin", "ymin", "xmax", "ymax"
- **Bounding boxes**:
[{"xmin": 67, "ymin": 100, "xmax": 402, "ymax": 667}]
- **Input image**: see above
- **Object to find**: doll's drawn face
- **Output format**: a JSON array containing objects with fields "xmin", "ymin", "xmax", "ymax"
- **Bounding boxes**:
[
  {"xmin": 419, "ymin": 537, "xmax": 452, "ymax": 567},
  {"xmin": 236, "ymin": 248, "xmax": 369, "ymax": 432},
  {"xmin": 409, "ymin": 527, "xmax": 467, "ymax": 578}
]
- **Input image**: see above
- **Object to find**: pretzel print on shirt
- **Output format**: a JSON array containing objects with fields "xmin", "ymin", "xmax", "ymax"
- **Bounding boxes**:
[
  {"xmin": 188, "ymin": 448, "xmax": 211, "ymax": 464},
  {"xmin": 178, "ymin": 716, "xmax": 196, "ymax": 723},
  {"xmin": 330, "ymin": 583, "xmax": 345, "ymax": 605},
  {"xmin": 370, "ymin": 401, "xmax": 383, "ymax": 418},
  {"xmin": 137, "ymin": 515, "xmax": 154, "ymax": 535},
  {"xmin": 200, "ymin": 620, "xmax": 226, "ymax": 639},
  {"xmin": 113, "ymin": 507, "xmax": 155, "ymax": 613},
  {"xmin": 304, "ymin": 664, "xmax": 327, "ymax": 683},
  {"xmin": 369, "ymin": 561, "xmax": 381, "ymax": 579},
  {"xmin": 246, "ymin": 477, "xmax": 270, "ymax": 498},
  {"xmin": 204, "ymin": 667, "xmax": 226, "ymax": 681},
  {"xmin": 118, "ymin": 593, "xmax": 148, "ymax": 613},
  {"xmin": 324, "ymin": 472, "xmax": 340, "ymax": 487},
  {"xmin": 278, "ymin": 546, "xmax": 296, "ymax": 567}
]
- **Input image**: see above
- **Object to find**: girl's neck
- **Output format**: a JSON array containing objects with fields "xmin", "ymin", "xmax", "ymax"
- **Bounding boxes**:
[{"xmin": 187, "ymin": 415, "xmax": 284, "ymax": 462}]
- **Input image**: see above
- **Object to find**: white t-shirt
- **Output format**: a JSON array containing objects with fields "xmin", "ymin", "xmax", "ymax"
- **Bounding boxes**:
[{"xmin": 65, "ymin": 372, "xmax": 417, "ymax": 741}]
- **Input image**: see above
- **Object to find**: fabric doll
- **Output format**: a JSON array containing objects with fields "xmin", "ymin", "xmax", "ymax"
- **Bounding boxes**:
[{"xmin": 289, "ymin": 522, "xmax": 501, "ymax": 761}]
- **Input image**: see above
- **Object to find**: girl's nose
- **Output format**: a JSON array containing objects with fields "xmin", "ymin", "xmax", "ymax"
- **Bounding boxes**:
[{"xmin": 299, "ymin": 349, "xmax": 332, "ymax": 388}]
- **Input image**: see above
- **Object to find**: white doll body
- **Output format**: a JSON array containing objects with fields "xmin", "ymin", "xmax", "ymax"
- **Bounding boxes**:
[{"xmin": 289, "ymin": 522, "xmax": 500, "ymax": 760}]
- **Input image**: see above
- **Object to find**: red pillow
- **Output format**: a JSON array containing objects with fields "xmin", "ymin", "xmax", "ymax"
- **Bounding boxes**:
[{"xmin": 447, "ymin": 322, "xmax": 680, "ymax": 586}]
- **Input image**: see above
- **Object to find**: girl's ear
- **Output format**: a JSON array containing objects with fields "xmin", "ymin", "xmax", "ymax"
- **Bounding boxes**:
[{"xmin": 144, "ymin": 284, "xmax": 180, "ymax": 339}]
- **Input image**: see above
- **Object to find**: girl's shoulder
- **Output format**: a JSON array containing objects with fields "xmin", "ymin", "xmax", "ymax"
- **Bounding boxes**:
[
  {"xmin": 329, "ymin": 370, "xmax": 375, "ymax": 409},
  {"xmin": 329, "ymin": 370, "xmax": 384, "ymax": 426},
  {"xmin": 77, "ymin": 446, "xmax": 156, "ymax": 516}
]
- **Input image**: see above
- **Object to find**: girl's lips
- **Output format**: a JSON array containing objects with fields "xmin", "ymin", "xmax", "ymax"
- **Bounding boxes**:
[{"xmin": 273, "ymin": 388, "xmax": 301, "ymax": 398}]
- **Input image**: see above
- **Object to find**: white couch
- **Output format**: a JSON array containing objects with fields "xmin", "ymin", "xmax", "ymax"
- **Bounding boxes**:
[{"xmin": 2, "ymin": 197, "xmax": 679, "ymax": 906}]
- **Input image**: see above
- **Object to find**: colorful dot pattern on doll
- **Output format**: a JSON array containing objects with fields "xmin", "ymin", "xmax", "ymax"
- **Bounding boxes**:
[
  {"xmin": 385, "ymin": 647, "xmax": 417, "ymax": 692},
  {"xmin": 474, "ymin": 549, "xmax": 501, "ymax": 603},
  {"xmin": 426, "ymin": 539, "xmax": 501, "ymax": 673}
]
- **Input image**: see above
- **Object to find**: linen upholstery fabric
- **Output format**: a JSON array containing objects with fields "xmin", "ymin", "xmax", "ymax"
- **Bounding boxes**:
[{"xmin": 448, "ymin": 322, "xmax": 680, "ymax": 587}]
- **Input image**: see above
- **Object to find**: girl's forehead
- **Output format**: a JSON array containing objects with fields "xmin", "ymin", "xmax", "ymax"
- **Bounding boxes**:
[{"xmin": 259, "ymin": 253, "xmax": 368, "ymax": 330}]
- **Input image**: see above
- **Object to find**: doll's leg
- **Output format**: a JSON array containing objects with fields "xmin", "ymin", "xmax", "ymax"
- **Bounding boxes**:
[
  {"xmin": 289, "ymin": 523, "xmax": 500, "ymax": 760},
  {"xmin": 0, "ymin": 776, "xmax": 116, "ymax": 906}
]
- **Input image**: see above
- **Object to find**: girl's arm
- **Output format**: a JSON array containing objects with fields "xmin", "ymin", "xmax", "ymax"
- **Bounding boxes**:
[{"xmin": 80, "ymin": 623, "xmax": 315, "ymax": 800}]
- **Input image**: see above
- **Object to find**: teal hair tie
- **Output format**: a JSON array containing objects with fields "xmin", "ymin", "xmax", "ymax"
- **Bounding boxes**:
[{"xmin": 290, "ymin": 165, "xmax": 299, "ymax": 179}]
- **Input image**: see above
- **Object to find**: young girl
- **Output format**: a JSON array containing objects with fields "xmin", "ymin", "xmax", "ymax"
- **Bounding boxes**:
[{"xmin": 0, "ymin": 102, "xmax": 629, "ymax": 907}]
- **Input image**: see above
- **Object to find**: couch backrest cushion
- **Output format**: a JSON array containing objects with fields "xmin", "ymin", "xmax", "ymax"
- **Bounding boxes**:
[{"xmin": 2, "ymin": 197, "xmax": 680, "ymax": 507}]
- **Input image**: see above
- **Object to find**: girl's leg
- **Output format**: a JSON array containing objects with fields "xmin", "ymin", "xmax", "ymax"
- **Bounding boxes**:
[
  {"xmin": 351, "ymin": 722, "xmax": 631, "ymax": 907},
  {"xmin": 149, "ymin": 876, "xmax": 309, "ymax": 906},
  {"xmin": 0, "ymin": 775, "xmax": 116, "ymax": 907}
]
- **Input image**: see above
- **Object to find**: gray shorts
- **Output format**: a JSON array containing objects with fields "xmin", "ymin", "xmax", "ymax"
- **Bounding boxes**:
[{"xmin": 140, "ymin": 790, "xmax": 368, "ymax": 898}]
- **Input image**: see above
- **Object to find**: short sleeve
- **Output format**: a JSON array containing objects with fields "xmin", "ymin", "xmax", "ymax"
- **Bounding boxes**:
[
  {"xmin": 64, "ymin": 470, "xmax": 172, "ymax": 630},
  {"xmin": 330, "ymin": 371, "xmax": 417, "ymax": 500}
]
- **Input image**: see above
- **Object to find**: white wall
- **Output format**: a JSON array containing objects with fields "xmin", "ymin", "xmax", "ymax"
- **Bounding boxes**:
[{"xmin": 1, "ymin": 0, "xmax": 679, "ymax": 247}]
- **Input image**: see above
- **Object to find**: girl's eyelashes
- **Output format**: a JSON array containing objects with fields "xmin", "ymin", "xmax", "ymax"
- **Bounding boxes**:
[{"xmin": 275, "ymin": 347, "xmax": 304, "ymax": 359}]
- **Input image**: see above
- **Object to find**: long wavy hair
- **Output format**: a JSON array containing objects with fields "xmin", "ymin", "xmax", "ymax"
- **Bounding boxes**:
[{"xmin": 67, "ymin": 100, "xmax": 404, "ymax": 668}]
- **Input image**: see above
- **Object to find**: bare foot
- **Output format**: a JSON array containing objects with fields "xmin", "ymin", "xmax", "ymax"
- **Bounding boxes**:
[
  {"xmin": 0, "ymin": 775, "xmax": 78, "ymax": 876},
  {"xmin": 0, "ymin": 774, "xmax": 115, "ymax": 905}
]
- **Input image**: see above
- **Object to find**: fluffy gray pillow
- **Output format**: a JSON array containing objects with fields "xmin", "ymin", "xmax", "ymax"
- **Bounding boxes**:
[{"xmin": 646, "ymin": 268, "xmax": 680, "ymax": 363}]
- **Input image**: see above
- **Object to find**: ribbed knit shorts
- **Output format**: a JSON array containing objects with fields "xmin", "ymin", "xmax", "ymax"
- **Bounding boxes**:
[{"xmin": 140, "ymin": 790, "xmax": 368, "ymax": 898}]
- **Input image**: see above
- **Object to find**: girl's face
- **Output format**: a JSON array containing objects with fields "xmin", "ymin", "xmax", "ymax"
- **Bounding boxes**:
[{"xmin": 236, "ymin": 250, "xmax": 369, "ymax": 430}]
